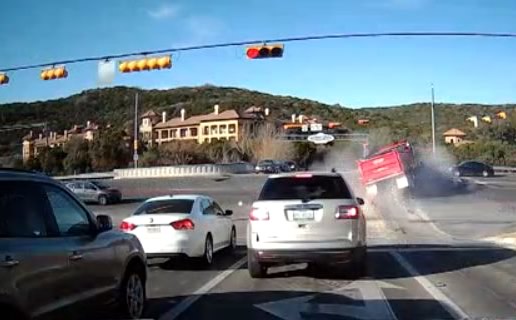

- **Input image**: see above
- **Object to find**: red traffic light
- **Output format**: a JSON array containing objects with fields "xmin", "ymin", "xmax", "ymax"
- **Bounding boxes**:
[
  {"xmin": 246, "ymin": 44, "xmax": 284, "ymax": 59},
  {"xmin": 246, "ymin": 48, "xmax": 260, "ymax": 59}
]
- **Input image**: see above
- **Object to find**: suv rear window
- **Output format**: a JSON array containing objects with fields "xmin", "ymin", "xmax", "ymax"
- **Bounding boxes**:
[
  {"xmin": 259, "ymin": 175, "xmax": 352, "ymax": 200},
  {"xmin": 133, "ymin": 199, "xmax": 194, "ymax": 215}
]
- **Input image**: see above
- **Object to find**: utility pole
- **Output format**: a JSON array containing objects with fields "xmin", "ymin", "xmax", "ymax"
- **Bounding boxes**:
[
  {"xmin": 133, "ymin": 92, "xmax": 139, "ymax": 169},
  {"xmin": 431, "ymin": 84, "xmax": 436, "ymax": 157}
]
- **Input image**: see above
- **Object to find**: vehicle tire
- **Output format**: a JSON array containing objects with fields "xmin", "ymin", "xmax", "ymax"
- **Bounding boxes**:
[
  {"xmin": 248, "ymin": 250, "xmax": 267, "ymax": 278},
  {"xmin": 201, "ymin": 234, "xmax": 214, "ymax": 266},
  {"xmin": 98, "ymin": 195, "xmax": 108, "ymax": 206},
  {"xmin": 228, "ymin": 227, "xmax": 237, "ymax": 253},
  {"xmin": 116, "ymin": 267, "xmax": 146, "ymax": 319},
  {"xmin": 482, "ymin": 170, "xmax": 489, "ymax": 177}
]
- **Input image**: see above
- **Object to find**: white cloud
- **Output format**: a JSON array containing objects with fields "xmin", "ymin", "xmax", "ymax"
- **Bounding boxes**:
[
  {"xmin": 147, "ymin": 4, "xmax": 181, "ymax": 20},
  {"xmin": 186, "ymin": 15, "xmax": 224, "ymax": 40}
]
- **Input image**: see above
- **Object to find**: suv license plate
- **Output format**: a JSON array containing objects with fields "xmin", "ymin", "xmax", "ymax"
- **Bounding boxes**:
[
  {"xmin": 292, "ymin": 210, "xmax": 314, "ymax": 220},
  {"xmin": 147, "ymin": 226, "xmax": 161, "ymax": 233}
]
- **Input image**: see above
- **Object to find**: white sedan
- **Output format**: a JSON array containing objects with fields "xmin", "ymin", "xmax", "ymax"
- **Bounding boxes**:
[{"xmin": 119, "ymin": 194, "xmax": 236, "ymax": 265}]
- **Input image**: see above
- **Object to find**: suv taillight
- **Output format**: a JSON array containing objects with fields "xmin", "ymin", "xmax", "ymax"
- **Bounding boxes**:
[
  {"xmin": 171, "ymin": 219, "xmax": 195, "ymax": 230},
  {"xmin": 335, "ymin": 205, "xmax": 360, "ymax": 219},
  {"xmin": 120, "ymin": 221, "xmax": 136, "ymax": 231},
  {"xmin": 249, "ymin": 208, "xmax": 269, "ymax": 221}
]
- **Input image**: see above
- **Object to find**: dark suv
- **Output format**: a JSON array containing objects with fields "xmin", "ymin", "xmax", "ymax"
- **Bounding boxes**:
[{"xmin": 0, "ymin": 169, "xmax": 147, "ymax": 319}]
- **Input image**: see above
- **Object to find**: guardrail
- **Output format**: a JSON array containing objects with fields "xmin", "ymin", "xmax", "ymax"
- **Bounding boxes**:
[
  {"xmin": 494, "ymin": 166, "xmax": 516, "ymax": 174},
  {"xmin": 54, "ymin": 172, "xmax": 115, "ymax": 181},
  {"xmin": 113, "ymin": 162, "xmax": 255, "ymax": 179}
]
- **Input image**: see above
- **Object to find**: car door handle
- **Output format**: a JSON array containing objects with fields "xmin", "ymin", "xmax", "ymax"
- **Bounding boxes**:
[
  {"xmin": 69, "ymin": 252, "xmax": 83, "ymax": 261},
  {"xmin": 0, "ymin": 259, "xmax": 19, "ymax": 268}
]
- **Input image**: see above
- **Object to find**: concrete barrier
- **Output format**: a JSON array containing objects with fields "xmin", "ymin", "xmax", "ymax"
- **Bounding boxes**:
[
  {"xmin": 112, "ymin": 162, "xmax": 254, "ymax": 179},
  {"xmin": 494, "ymin": 166, "xmax": 516, "ymax": 174}
]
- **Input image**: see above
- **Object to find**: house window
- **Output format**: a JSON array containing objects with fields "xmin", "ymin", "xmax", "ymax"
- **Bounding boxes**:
[
  {"xmin": 220, "ymin": 125, "xmax": 227, "ymax": 134},
  {"xmin": 143, "ymin": 119, "xmax": 149, "ymax": 126},
  {"xmin": 180, "ymin": 128, "xmax": 187, "ymax": 137},
  {"xmin": 203, "ymin": 126, "xmax": 209, "ymax": 135},
  {"xmin": 211, "ymin": 125, "xmax": 218, "ymax": 135},
  {"xmin": 191, "ymin": 128, "xmax": 198, "ymax": 137},
  {"xmin": 161, "ymin": 130, "xmax": 169, "ymax": 139},
  {"xmin": 171, "ymin": 129, "xmax": 177, "ymax": 138},
  {"xmin": 229, "ymin": 124, "xmax": 236, "ymax": 134}
]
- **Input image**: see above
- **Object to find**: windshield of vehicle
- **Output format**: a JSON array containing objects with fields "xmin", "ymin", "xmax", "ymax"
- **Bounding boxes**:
[
  {"xmin": 90, "ymin": 181, "xmax": 110, "ymax": 189},
  {"xmin": 133, "ymin": 199, "xmax": 194, "ymax": 215},
  {"xmin": 259, "ymin": 176, "xmax": 352, "ymax": 200}
]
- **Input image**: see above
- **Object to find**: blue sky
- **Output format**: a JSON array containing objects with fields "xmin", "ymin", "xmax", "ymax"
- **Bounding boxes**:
[{"xmin": 1, "ymin": 0, "xmax": 516, "ymax": 107}]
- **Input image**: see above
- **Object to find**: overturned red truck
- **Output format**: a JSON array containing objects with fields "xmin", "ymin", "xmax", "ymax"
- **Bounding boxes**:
[{"xmin": 357, "ymin": 140, "xmax": 418, "ymax": 197}]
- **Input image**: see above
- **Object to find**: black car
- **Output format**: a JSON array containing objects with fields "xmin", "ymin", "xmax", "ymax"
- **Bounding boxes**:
[
  {"xmin": 450, "ymin": 161, "xmax": 495, "ymax": 177},
  {"xmin": 255, "ymin": 160, "xmax": 281, "ymax": 174}
]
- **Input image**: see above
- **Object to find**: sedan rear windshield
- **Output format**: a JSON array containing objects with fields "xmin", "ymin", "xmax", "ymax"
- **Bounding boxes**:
[
  {"xmin": 133, "ymin": 199, "xmax": 194, "ymax": 215},
  {"xmin": 259, "ymin": 176, "xmax": 352, "ymax": 200}
]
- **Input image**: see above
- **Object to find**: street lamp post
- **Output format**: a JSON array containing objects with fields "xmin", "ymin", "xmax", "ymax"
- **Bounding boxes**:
[
  {"xmin": 133, "ymin": 92, "xmax": 139, "ymax": 169},
  {"xmin": 431, "ymin": 85, "xmax": 436, "ymax": 156}
]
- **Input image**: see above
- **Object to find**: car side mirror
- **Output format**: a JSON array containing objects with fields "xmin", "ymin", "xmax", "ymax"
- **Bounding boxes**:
[
  {"xmin": 96, "ymin": 215, "xmax": 113, "ymax": 233},
  {"xmin": 224, "ymin": 210, "xmax": 233, "ymax": 216},
  {"xmin": 356, "ymin": 197, "xmax": 365, "ymax": 206}
]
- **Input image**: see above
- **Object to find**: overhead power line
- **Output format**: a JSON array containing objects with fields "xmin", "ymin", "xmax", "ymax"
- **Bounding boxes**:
[{"xmin": 1, "ymin": 32, "xmax": 516, "ymax": 72}]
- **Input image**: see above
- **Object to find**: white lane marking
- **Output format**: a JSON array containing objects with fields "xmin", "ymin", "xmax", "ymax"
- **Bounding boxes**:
[
  {"xmin": 389, "ymin": 250, "xmax": 470, "ymax": 320},
  {"xmin": 369, "ymin": 246, "xmax": 501, "ymax": 253},
  {"xmin": 256, "ymin": 280, "xmax": 400, "ymax": 320},
  {"xmin": 342, "ymin": 280, "xmax": 399, "ymax": 320},
  {"xmin": 159, "ymin": 256, "xmax": 247, "ymax": 320}
]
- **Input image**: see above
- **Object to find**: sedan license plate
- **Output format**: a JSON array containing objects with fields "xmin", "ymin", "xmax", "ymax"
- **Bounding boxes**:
[
  {"xmin": 146, "ymin": 226, "xmax": 161, "ymax": 233},
  {"xmin": 292, "ymin": 210, "xmax": 314, "ymax": 221}
]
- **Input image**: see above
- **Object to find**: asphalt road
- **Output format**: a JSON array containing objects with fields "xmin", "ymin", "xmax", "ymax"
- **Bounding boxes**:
[{"xmin": 86, "ymin": 172, "xmax": 516, "ymax": 320}]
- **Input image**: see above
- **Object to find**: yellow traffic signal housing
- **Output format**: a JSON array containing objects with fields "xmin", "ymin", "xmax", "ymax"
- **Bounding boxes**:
[
  {"xmin": 119, "ymin": 55, "xmax": 172, "ymax": 73},
  {"xmin": 41, "ymin": 67, "xmax": 68, "ymax": 80},
  {"xmin": 0, "ymin": 73, "xmax": 9, "ymax": 85},
  {"xmin": 246, "ymin": 44, "xmax": 284, "ymax": 59}
]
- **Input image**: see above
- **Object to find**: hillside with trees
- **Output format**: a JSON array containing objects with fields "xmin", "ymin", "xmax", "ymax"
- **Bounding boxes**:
[{"xmin": 1, "ymin": 85, "xmax": 516, "ymax": 171}]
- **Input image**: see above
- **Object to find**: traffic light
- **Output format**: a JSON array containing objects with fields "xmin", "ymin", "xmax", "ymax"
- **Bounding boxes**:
[
  {"xmin": 246, "ymin": 44, "xmax": 284, "ymax": 59},
  {"xmin": 41, "ymin": 67, "xmax": 68, "ymax": 80},
  {"xmin": 0, "ymin": 73, "xmax": 9, "ymax": 85},
  {"xmin": 119, "ymin": 55, "xmax": 172, "ymax": 73}
]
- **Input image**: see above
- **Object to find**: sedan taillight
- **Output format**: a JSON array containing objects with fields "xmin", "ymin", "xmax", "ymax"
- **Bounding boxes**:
[
  {"xmin": 335, "ymin": 205, "xmax": 360, "ymax": 219},
  {"xmin": 249, "ymin": 208, "xmax": 269, "ymax": 221},
  {"xmin": 120, "ymin": 221, "xmax": 136, "ymax": 232},
  {"xmin": 171, "ymin": 219, "xmax": 195, "ymax": 230}
]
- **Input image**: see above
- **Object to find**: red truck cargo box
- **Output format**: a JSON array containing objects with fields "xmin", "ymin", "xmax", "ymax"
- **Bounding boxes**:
[{"xmin": 358, "ymin": 150, "xmax": 405, "ymax": 185}]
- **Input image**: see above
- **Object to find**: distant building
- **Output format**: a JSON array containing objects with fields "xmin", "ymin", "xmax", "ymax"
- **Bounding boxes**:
[
  {"xmin": 141, "ymin": 105, "xmax": 266, "ymax": 145},
  {"xmin": 139, "ymin": 110, "xmax": 161, "ymax": 147},
  {"xmin": 22, "ymin": 121, "xmax": 100, "ymax": 162},
  {"xmin": 443, "ymin": 128, "xmax": 466, "ymax": 145}
]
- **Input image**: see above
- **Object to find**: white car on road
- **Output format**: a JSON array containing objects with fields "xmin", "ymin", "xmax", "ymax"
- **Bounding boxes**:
[{"xmin": 120, "ymin": 195, "xmax": 236, "ymax": 265}]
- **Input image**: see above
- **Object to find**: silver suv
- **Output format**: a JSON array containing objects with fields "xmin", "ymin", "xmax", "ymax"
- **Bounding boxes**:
[
  {"xmin": 66, "ymin": 180, "xmax": 122, "ymax": 205},
  {"xmin": 0, "ymin": 169, "xmax": 147, "ymax": 319},
  {"xmin": 247, "ymin": 172, "xmax": 367, "ymax": 278}
]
